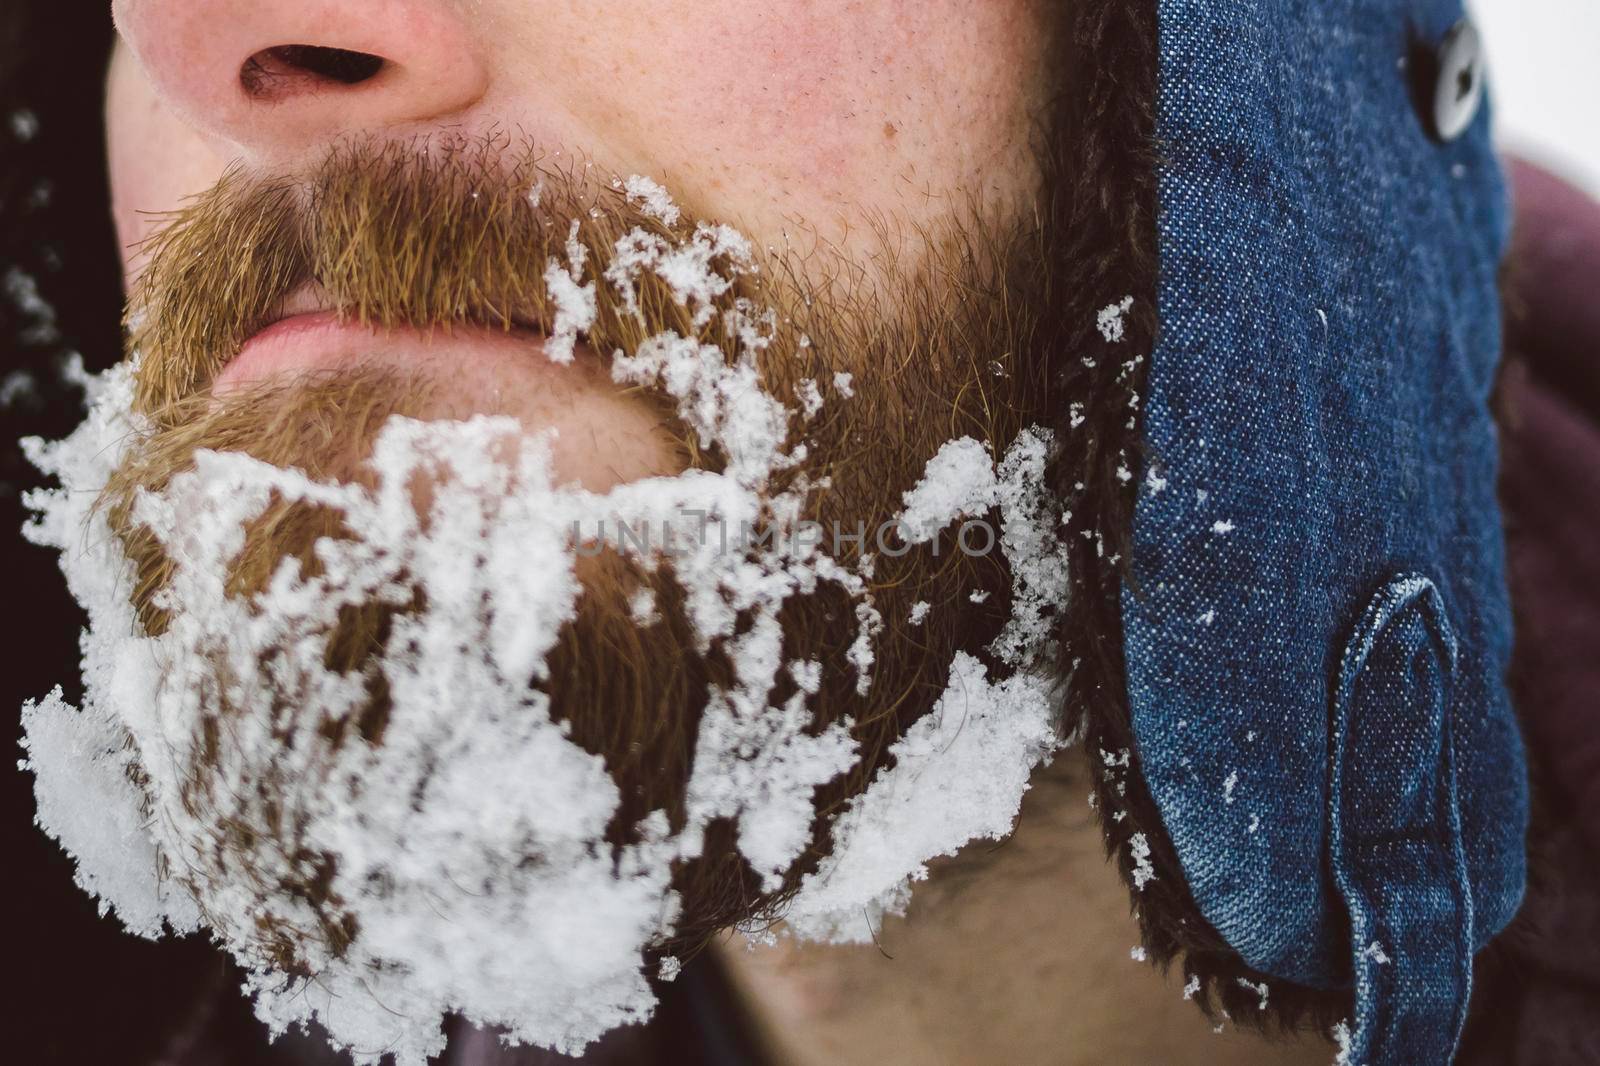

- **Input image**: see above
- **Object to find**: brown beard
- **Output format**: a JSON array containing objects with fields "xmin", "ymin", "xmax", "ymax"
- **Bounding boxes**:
[{"xmin": 103, "ymin": 137, "xmax": 1067, "ymax": 970}]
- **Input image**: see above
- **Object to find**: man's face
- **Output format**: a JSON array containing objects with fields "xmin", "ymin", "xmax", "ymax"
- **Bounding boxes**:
[{"xmin": 51, "ymin": 2, "xmax": 1076, "ymax": 1059}]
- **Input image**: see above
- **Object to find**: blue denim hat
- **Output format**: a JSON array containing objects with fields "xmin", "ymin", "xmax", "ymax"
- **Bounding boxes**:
[{"xmin": 1125, "ymin": 1, "xmax": 1529, "ymax": 1061}]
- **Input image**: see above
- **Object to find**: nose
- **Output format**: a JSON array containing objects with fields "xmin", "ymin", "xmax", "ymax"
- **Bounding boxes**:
[{"xmin": 112, "ymin": 0, "xmax": 490, "ymax": 158}]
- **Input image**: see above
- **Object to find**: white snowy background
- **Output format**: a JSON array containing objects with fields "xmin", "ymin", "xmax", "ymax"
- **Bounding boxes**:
[{"xmin": 1475, "ymin": 0, "xmax": 1600, "ymax": 197}]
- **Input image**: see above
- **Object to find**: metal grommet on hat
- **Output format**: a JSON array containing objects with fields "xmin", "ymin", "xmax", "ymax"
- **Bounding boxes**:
[{"xmin": 1433, "ymin": 19, "xmax": 1485, "ymax": 142}]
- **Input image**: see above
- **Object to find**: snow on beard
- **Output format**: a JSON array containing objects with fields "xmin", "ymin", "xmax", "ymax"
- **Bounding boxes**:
[{"xmin": 20, "ymin": 140, "xmax": 1071, "ymax": 1061}]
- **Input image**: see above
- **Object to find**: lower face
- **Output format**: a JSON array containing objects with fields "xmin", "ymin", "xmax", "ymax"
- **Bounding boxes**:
[{"xmin": 69, "ymin": 2, "xmax": 1076, "ymax": 1055}]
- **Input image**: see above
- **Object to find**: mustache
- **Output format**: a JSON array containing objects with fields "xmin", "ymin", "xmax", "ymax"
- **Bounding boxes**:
[{"xmin": 126, "ymin": 137, "xmax": 736, "ymax": 419}]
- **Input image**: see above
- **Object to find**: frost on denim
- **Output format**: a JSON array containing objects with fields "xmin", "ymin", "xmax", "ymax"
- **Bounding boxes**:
[{"xmin": 1125, "ymin": 1, "xmax": 1529, "ymax": 1062}]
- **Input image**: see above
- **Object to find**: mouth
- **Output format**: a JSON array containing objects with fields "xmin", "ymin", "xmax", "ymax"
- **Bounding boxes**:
[
  {"xmin": 191, "ymin": 286, "xmax": 679, "ymax": 493},
  {"xmin": 218, "ymin": 287, "xmax": 558, "ymax": 396}
]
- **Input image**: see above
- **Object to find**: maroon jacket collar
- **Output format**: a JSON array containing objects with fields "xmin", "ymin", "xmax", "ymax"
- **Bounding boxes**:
[
  {"xmin": 1458, "ymin": 159, "xmax": 1600, "ymax": 1063},
  {"xmin": 1500, "ymin": 160, "xmax": 1600, "ymax": 856}
]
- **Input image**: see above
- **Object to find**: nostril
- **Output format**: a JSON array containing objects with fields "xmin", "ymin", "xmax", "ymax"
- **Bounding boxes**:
[
  {"xmin": 273, "ymin": 45, "xmax": 385, "ymax": 84},
  {"xmin": 241, "ymin": 45, "xmax": 386, "ymax": 98}
]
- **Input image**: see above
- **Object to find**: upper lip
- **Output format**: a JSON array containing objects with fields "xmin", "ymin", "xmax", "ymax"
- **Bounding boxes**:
[
  {"xmin": 239, "ymin": 285, "xmax": 543, "ymax": 350},
  {"xmin": 244, "ymin": 285, "xmax": 336, "ymax": 343}
]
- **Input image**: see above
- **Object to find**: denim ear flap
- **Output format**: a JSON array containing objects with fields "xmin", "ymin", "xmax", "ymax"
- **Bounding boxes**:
[
  {"xmin": 1329, "ymin": 574, "xmax": 1474, "ymax": 1063},
  {"xmin": 1126, "ymin": 3, "xmax": 1528, "ymax": 1059}
]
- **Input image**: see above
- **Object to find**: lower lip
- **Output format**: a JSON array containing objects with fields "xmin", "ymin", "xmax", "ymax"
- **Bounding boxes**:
[{"xmin": 217, "ymin": 311, "xmax": 555, "ymax": 394}]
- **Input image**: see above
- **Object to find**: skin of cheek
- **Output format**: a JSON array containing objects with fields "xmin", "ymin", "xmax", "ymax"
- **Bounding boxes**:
[
  {"xmin": 482, "ymin": 0, "xmax": 1056, "ymax": 254},
  {"xmin": 105, "ymin": 42, "xmax": 234, "ymax": 286}
]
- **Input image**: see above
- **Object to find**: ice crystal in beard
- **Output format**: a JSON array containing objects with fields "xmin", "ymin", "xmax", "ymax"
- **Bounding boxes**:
[{"xmin": 19, "ymin": 174, "xmax": 1072, "ymax": 1062}]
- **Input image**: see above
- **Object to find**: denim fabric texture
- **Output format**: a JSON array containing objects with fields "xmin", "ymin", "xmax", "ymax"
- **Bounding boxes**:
[{"xmin": 1127, "ymin": 1, "xmax": 1530, "ymax": 1061}]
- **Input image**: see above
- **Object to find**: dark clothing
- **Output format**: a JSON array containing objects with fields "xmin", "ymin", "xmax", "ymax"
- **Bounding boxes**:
[
  {"xmin": 1456, "ymin": 160, "xmax": 1600, "ymax": 1065},
  {"xmin": 1499, "ymin": 161, "xmax": 1600, "ymax": 861}
]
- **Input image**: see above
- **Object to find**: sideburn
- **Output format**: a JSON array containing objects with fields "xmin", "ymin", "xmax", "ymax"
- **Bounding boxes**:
[{"xmin": 1053, "ymin": 0, "xmax": 1354, "ymax": 1033}]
